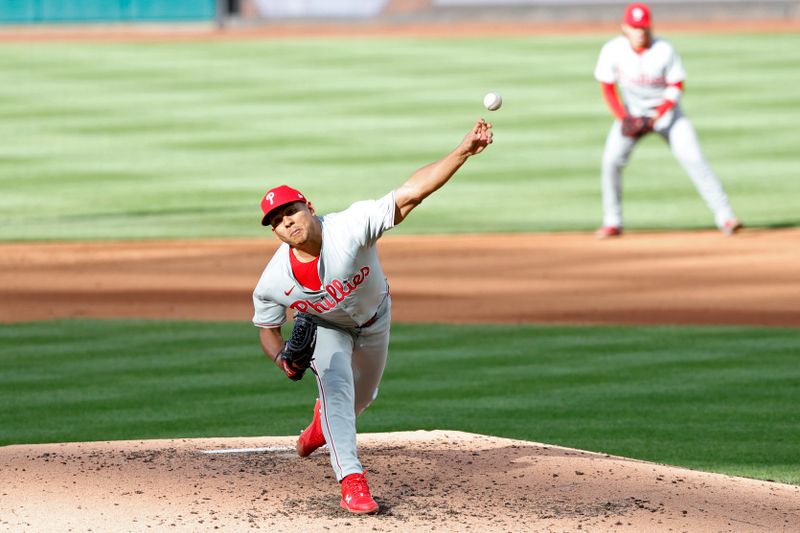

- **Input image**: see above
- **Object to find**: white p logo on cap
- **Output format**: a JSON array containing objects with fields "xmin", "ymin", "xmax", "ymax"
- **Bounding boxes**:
[
  {"xmin": 633, "ymin": 8, "xmax": 644, "ymax": 21},
  {"xmin": 266, "ymin": 192, "xmax": 275, "ymax": 205}
]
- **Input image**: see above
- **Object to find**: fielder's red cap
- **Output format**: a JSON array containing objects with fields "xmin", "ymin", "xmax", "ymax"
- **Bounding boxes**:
[
  {"xmin": 623, "ymin": 2, "xmax": 652, "ymax": 28},
  {"xmin": 260, "ymin": 184, "xmax": 308, "ymax": 226}
]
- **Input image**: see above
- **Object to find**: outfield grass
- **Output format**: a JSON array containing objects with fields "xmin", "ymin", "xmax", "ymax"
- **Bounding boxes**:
[
  {"xmin": 1, "ymin": 32, "xmax": 799, "ymax": 241},
  {"xmin": 1, "ymin": 319, "xmax": 798, "ymax": 485}
]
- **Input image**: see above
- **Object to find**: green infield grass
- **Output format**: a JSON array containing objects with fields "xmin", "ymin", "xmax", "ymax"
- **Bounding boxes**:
[
  {"xmin": 1, "ymin": 319, "xmax": 798, "ymax": 485},
  {"xmin": 1, "ymin": 32, "xmax": 799, "ymax": 241}
]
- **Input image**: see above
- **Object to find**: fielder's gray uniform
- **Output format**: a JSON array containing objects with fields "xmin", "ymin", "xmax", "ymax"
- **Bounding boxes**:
[
  {"xmin": 252, "ymin": 192, "xmax": 395, "ymax": 481},
  {"xmin": 594, "ymin": 35, "xmax": 737, "ymax": 230}
]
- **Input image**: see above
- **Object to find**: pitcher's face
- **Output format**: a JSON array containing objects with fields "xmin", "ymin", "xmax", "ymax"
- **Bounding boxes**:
[{"xmin": 270, "ymin": 202, "xmax": 317, "ymax": 246}]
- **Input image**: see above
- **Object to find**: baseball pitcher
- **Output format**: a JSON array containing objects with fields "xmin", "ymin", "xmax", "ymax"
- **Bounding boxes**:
[
  {"xmin": 594, "ymin": 2, "xmax": 743, "ymax": 238},
  {"xmin": 252, "ymin": 119, "xmax": 493, "ymax": 514}
]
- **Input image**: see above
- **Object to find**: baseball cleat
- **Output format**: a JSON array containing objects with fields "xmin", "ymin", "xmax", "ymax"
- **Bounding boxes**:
[
  {"xmin": 721, "ymin": 219, "xmax": 743, "ymax": 236},
  {"xmin": 595, "ymin": 226, "xmax": 623, "ymax": 239},
  {"xmin": 296, "ymin": 398, "xmax": 326, "ymax": 458},
  {"xmin": 340, "ymin": 472, "xmax": 379, "ymax": 514}
]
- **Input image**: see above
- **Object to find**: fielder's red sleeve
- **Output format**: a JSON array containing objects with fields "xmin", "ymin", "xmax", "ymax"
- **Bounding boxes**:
[
  {"xmin": 655, "ymin": 81, "xmax": 684, "ymax": 118},
  {"xmin": 600, "ymin": 82, "xmax": 627, "ymax": 120}
]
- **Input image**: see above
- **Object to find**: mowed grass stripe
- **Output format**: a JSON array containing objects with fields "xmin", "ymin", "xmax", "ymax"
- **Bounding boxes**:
[
  {"xmin": 0, "ymin": 33, "xmax": 799, "ymax": 240},
  {"xmin": 1, "ymin": 320, "xmax": 798, "ymax": 485},
  {"xmin": 0, "ymin": 320, "xmax": 305, "ymax": 440}
]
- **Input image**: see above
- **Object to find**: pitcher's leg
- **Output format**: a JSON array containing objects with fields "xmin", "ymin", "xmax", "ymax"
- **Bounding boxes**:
[
  {"xmin": 310, "ymin": 325, "xmax": 362, "ymax": 481},
  {"xmin": 351, "ymin": 310, "xmax": 391, "ymax": 416},
  {"xmin": 668, "ymin": 115, "xmax": 736, "ymax": 228},
  {"xmin": 600, "ymin": 121, "xmax": 638, "ymax": 229}
]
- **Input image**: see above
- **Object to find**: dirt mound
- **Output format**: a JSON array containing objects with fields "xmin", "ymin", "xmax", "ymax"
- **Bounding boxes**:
[{"xmin": 1, "ymin": 430, "xmax": 797, "ymax": 532}]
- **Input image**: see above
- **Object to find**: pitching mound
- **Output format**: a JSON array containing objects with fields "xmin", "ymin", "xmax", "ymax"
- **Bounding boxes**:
[{"xmin": 2, "ymin": 431, "xmax": 797, "ymax": 532}]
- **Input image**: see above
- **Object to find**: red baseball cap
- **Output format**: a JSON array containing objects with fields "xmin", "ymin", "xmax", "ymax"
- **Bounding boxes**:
[
  {"xmin": 623, "ymin": 3, "xmax": 651, "ymax": 28},
  {"xmin": 260, "ymin": 184, "xmax": 308, "ymax": 226}
]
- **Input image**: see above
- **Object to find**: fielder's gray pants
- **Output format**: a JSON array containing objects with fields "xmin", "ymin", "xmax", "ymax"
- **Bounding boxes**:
[{"xmin": 600, "ymin": 106, "xmax": 736, "ymax": 229}]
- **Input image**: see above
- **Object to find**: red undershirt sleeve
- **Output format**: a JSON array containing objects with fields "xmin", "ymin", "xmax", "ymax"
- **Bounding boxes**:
[
  {"xmin": 600, "ymin": 82, "xmax": 627, "ymax": 120},
  {"xmin": 655, "ymin": 81, "xmax": 684, "ymax": 118}
]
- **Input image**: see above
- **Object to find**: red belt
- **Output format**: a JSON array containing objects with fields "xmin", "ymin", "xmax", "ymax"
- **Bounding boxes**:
[{"xmin": 359, "ymin": 312, "xmax": 380, "ymax": 329}]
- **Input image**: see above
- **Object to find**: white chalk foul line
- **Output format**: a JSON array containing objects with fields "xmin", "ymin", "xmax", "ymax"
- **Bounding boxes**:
[{"xmin": 201, "ymin": 446, "xmax": 295, "ymax": 455}]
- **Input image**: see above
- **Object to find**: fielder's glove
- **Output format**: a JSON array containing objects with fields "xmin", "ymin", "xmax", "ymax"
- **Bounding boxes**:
[
  {"xmin": 277, "ymin": 313, "xmax": 317, "ymax": 381},
  {"xmin": 621, "ymin": 115, "xmax": 654, "ymax": 138}
]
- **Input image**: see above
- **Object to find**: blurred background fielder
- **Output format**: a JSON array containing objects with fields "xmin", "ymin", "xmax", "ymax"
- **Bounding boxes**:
[{"xmin": 594, "ymin": 2, "xmax": 743, "ymax": 239}]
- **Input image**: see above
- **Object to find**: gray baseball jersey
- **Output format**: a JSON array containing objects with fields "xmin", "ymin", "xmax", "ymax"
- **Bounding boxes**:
[
  {"xmin": 252, "ymin": 191, "xmax": 395, "ymax": 329},
  {"xmin": 595, "ymin": 35, "xmax": 685, "ymax": 119}
]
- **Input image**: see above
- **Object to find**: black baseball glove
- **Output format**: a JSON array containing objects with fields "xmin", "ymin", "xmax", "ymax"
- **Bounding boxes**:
[
  {"xmin": 277, "ymin": 313, "xmax": 317, "ymax": 381},
  {"xmin": 621, "ymin": 115, "xmax": 654, "ymax": 138}
]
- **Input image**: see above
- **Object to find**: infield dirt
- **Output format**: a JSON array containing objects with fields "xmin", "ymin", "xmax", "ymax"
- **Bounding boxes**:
[{"xmin": 1, "ymin": 229, "xmax": 798, "ymax": 326}]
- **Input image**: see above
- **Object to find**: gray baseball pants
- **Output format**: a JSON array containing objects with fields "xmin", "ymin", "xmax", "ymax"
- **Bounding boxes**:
[{"xmin": 600, "ymin": 106, "xmax": 736, "ymax": 229}]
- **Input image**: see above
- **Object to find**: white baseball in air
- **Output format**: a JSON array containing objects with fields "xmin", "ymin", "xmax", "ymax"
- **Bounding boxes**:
[{"xmin": 483, "ymin": 91, "xmax": 502, "ymax": 111}]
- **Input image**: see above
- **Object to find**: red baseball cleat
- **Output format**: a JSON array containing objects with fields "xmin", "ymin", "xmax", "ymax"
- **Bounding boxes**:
[
  {"xmin": 595, "ymin": 226, "xmax": 622, "ymax": 239},
  {"xmin": 721, "ymin": 219, "xmax": 743, "ymax": 236},
  {"xmin": 340, "ymin": 472, "xmax": 379, "ymax": 514},
  {"xmin": 296, "ymin": 398, "xmax": 326, "ymax": 458}
]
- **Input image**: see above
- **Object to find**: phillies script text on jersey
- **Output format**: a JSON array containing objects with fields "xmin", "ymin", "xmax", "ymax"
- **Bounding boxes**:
[
  {"xmin": 290, "ymin": 266, "xmax": 371, "ymax": 313},
  {"xmin": 619, "ymin": 73, "xmax": 667, "ymax": 87}
]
